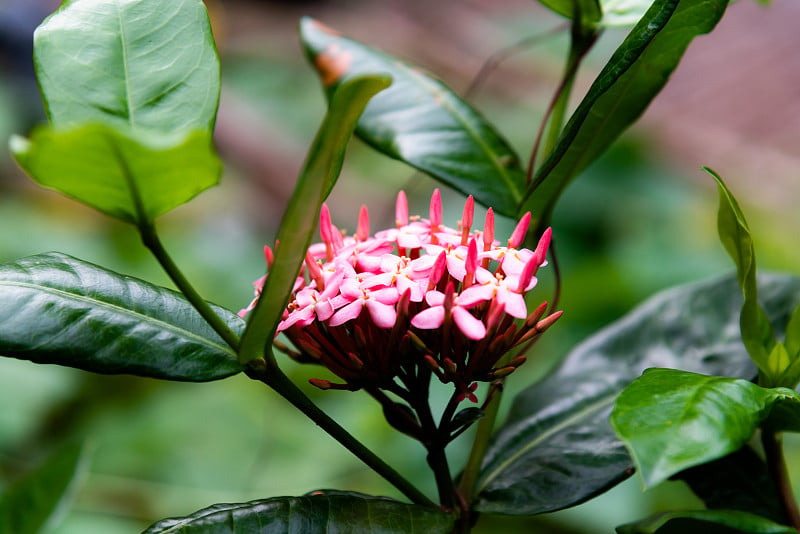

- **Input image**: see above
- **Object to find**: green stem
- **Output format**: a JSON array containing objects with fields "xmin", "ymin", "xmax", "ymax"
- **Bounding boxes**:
[
  {"xmin": 456, "ymin": 384, "xmax": 502, "ymax": 501},
  {"xmin": 761, "ymin": 428, "xmax": 800, "ymax": 529},
  {"xmin": 140, "ymin": 223, "xmax": 241, "ymax": 352},
  {"xmin": 247, "ymin": 357, "xmax": 435, "ymax": 508}
]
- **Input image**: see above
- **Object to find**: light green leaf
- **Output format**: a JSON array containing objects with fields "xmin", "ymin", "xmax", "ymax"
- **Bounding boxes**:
[
  {"xmin": 522, "ymin": 0, "xmax": 728, "ymax": 232},
  {"xmin": 610, "ymin": 368, "xmax": 800, "ymax": 488},
  {"xmin": 143, "ymin": 491, "xmax": 454, "ymax": 534},
  {"xmin": 0, "ymin": 252, "xmax": 244, "ymax": 381},
  {"xmin": 0, "ymin": 442, "xmax": 90, "ymax": 534},
  {"xmin": 300, "ymin": 17, "xmax": 525, "ymax": 217},
  {"xmin": 34, "ymin": 0, "xmax": 219, "ymax": 132},
  {"xmin": 238, "ymin": 75, "xmax": 391, "ymax": 364},
  {"xmin": 710, "ymin": 168, "xmax": 777, "ymax": 381},
  {"xmin": 617, "ymin": 509, "xmax": 796, "ymax": 534},
  {"xmin": 11, "ymin": 123, "xmax": 221, "ymax": 225},
  {"xmin": 601, "ymin": 0, "xmax": 655, "ymax": 27}
]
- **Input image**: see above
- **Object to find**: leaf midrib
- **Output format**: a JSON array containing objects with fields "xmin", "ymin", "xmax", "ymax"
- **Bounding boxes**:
[
  {"xmin": 0, "ymin": 279, "xmax": 234, "ymax": 357},
  {"xmin": 115, "ymin": 0, "xmax": 136, "ymax": 128}
]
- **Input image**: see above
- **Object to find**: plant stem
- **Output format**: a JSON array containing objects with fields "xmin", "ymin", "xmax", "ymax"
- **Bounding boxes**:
[
  {"xmin": 247, "ymin": 358, "xmax": 436, "ymax": 508},
  {"xmin": 140, "ymin": 223, "xmax": 241, "ymax": 352},
  {"xmin": 761, "ymin": 428, "xmax": 800, "ymax": 529},
  {"xmin": 456, "ymin": 384, "xmax": 502, "ymax": 501}
]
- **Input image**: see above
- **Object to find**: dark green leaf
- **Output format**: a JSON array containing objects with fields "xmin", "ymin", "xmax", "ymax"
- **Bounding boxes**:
[
  {"xmin": 143, "ymin": 490, "xmax": 454, "ymax": 533},
  {"xmin": 450, "ymin": 407, "xmax": 485, "ymax": 435},
  {"xmin": 710, "ymin": 168, "xmax": 776, "ymax": 379},
  {"xmin": 522, "ymin": 0, "xmax": 728, "ymax": 231},
  {"xmin": 676, "ymin": 446, "xmax": 787, "ymax": 524},
  {"xmin": 0, "ymin": 442, "xmax": 90, "ymax": 534},
  {"xmin": 610, "ymin": 368, "xmax": 800, "ymax": 488},
  {"xmin": 474, "ymin": 273, "xmax": 800, "ymax": 515},
  {"xmin": 238, "ymin": 75, "xmax": 391, "ymax": 364},
  {"xmin": 616, "ymin": 510, "xmax": 796, "ymax": 534},
  {"xmin": 538, "ymin": 0, "xmax": 602, "ymax": 24},
  {"xmin": 299, "ymin": 17, "xmax": 525, "ymax": 217},
  {"xmin": 10, "ymin": 124, "xmax": 221, "ymax": 225},
  {"xmin": 0, "ymin": 253, "xmax": 244, "ymax": 381},
  {"xmin": 35, "ymin": 0, "xmax": 219, "ymax": 132}
]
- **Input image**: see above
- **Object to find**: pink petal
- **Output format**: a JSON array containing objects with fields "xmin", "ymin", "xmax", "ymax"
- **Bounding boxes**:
[
  {"xmin": 458, "ymin": 284, "xmax": 494, "ymax": 307},
  {"xmin": 425, "ymin": 290, "xmax": 445, "ymax": 307},
  {"xmin": 329, "ymin": 299, "xmax": 364, "ymax": 327},
  {"xmin": 452, "ymin": 307, "xmax": 486, "ymax": 340},
  {"xmin": 314, "ymin": 300, "xmax": 335, "ymax": 322},
  {"xmin": 411, "ymin": 306, "xmax": 445, "ymax": 330},
  {"xmin": 366, "ymin": 300, "xmax": 397, "ymax": 329},
  {"xmin": 499, "ymin": 291, "xmax": 527, "ymax": 319},
  {"xmin": 370, "ymin": 287, "xmax": 400, "ymax": 304}
]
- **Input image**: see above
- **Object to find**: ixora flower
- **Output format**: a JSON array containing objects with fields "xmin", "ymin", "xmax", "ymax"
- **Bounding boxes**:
[{"xmin": 241, "ymin": 190, "xmax": 561, "ymax": 404}]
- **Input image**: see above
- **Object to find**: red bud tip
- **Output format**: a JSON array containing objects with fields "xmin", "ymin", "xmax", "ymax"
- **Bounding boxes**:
[
  {"xmin": 396, "ymin": 191, "xmax": 409, "ymax": 227},
  {"xmin": 536, "ymin": 310, "xmax": 563, "ymax": 331},
  {"xmin": 309, "ymin": 378, "xmax": 332, "ymax": 390},
  {"xmin": 356, "ymin": 205, "xmax": 370, "ymax": 241},
  {"xmin": 461, "ymin": 195, "xmax": 474, "ymax": 245},
  {"xmin": 264, "ymin": 245, "xmax": 274, "ymax": 268},
  {"xmin": 430, "ymin": 189, "xmax": 442, "ymax": 228},
  {"xmin": 483, "ymin": 208, "xmax": 495, "ymax": 251},
  {"xmin": 508, "ymin": 212, "xmax": 531, "ymax": 249}
]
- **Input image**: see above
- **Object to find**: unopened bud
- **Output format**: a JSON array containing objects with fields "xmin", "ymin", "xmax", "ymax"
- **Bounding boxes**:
[
  {"xmin": 407, "ymin": 331, "xmax": 430, "ymax": 353},
  {"xmin": 491, "ymin": 366, "xmax": 516, "ymax": 379},
  {"xmin": 309, "ymin": 378, "xmax": 332, "ymax": 390}
]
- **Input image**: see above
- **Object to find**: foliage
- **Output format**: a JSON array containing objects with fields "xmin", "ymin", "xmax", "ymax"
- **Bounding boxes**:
[{"xmin": 3, "ymin": 0, "xmax": 798, "ymax": 532}]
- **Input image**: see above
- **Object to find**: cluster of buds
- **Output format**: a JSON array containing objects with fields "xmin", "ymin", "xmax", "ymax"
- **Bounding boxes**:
[{"xmin": 241, "ymin": 190, "xmax": 561, "ymax": 404}]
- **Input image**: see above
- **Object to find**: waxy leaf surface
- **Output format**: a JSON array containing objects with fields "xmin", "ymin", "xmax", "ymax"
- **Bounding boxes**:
[
  {"xmin": 11, "ymin": 124, "xmax": 220, "ymax": 225},
  {"xmin": 523, "ymin": 0, "xmax": 728, "ymax": 231},
  {"xmin": 616, "ymin": 510, "xmax": 797, "ymax": 534},
  {"xmin": 239, "ymin": 75, "xmax": 390, "ymax": 363},
  {"xmin": 610, "ymin": 368, "xmax": 800, "ymax": 487},
  {"xmin": 143, "ymin": 491, "xmax": 454, "ymax": 533},
  {"xmin": 474, "ymin": 273, "xmax": 800, "ymax": 515},
  {"xmin": 35, "ymin": 0, "xmax": 219, "ymax": 131},
  {"xmin": 0, "ymin": 442, "xmax": 90, "ymax": 534},
  {"xmin": 300, "ymin": 17, "xmax": 525, "ymax": 217},
  {"xmin": 0, "ymin": 253, "xmax": 244, "ymax": 381}
]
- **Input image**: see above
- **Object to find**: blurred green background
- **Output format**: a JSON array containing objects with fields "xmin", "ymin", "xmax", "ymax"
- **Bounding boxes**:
[{"xmin": 1, "ymin": 0, "xmax": 799, "ymax": 532}]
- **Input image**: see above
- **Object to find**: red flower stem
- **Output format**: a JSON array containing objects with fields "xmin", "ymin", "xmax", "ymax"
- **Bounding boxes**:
[
  {"xmin": 247, "ymin": 356, "xmax": 436, "ymax": 508},
  {"xmin": 761, "ymin": 426, "xmax": 800, "ymax": 529}
]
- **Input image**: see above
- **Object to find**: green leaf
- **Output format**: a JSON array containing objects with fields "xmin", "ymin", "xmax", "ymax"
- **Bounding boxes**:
[
  {"xmin": 0, "ymin": 442, "xmax": 90, "ymax": 534},
  {"xmin": 238, "ymin": 75, "xmax": 391, "ymax": 364},
  {"xmin": 34, "ymin": 0, "xmax": 219, "ymax": 132},
  {"xmin": 474, "ymin": 273, "xmax": 800, "ymax": 515},
  {"xmin": 0, "ymin": 252, "xmax": 244, "ymax": 381},
  {"xmin": 539, "ymin": 0, "xmax": 602, "ymax": 24},
  {"xmin": 299, "ymin": 18, "xmax": 525, "ymax": 217},
  {"xmin": 601, "ymin": 0, "xmax": 655, "ymax": 27},
  {"xmin": 10, "ymin": 124, "xmax": 221, "ymax": 225},
  {"xmin": 616, "ymin": 510, "xmax": 796, "ymax": 534},
  {"xmin": 675, "ymin": 447, "xmax": 788, "ymax": 524},
  {"xmin": 522, "ymin": 0, "xmax": 728, "ymax": 231},
  {"xmin": 142, "ymin": 490, "xmax": 454, "ymax": 533},
  {"xmin": 611, "ymin": 368, "xmax": 800, "ymax": 488},
  {"xmin": 710, "ymin": 168, "xmax": 776, "ymax": 379}
]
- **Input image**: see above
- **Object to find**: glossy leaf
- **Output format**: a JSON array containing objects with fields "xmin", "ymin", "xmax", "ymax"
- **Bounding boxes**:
[
  {"xmin": 238, "ymin": 75, "xmax": 391, "ymax": 364},
  {"xmin": 0, "ymin": 253, "xmax": 244, "ymax": 381},
  {"xmin": 143, "ymin": 490, "xmax": 454, "ymax": 533},
  {"xmin": 10, "ymin": 124, "xmax": 221, "ymax": 225},
  {"xmin": 601, "ymin": 0, "xmax": 655, "ymax": 27},
  {"xmin": 0, "ymin": 442, "xmax": 90, "ymax": 534},
  {"xmin": 474, "ymin": 273, "xmax": 800, "ymax": 515},
  {"xmin": 300, "ymin": 17, "xmax": 525, "ymax": 217},
  {"xmin": 522, "ymin": 0, "xmax": 728, "ymax": 231},
  {"xmin": 616, "ymin": 510, "xmax": 796, "ymax": 534},
  {"xmin": 610, "ymin": 368, "xmax": 800, "ymax": 488},
  {"xmin": 676, "ymin": 446, "xmax": 787, "ymax": 524},
  {"xmin": 34, "ymin": 0, "xmax": 220, "ymax": 132}
]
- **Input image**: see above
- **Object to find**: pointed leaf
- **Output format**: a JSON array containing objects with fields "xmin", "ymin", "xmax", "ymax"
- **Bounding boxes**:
[
  {"xmin": 0, "ymin": 442, "xmax": 90, "ymax": 534},
  {"xmin": 711, "ymin": 168, "xmax": 776, "ymax": 378},
  {"xmin": 300, "ymin": 18, "xmax": 525, "ymax": 217},
  {"xmin": 616, "ymin": 510, "xmax": 796, "ymax": 534},
  {"xmin": 538, "ymin": 0, "xmax": 602, "ymax": 24},
  {"xmin": 474, "ymin": 273, "xmax": 800, "ymax": 515},
  {"xmin": 610, "ymin": 368, "xmax": 800, "ymax": 488},
  {"xmin": 143, "ymin": 490, "xmax": 454, "ymax": 533},
  {"xmin": 676, "ymin": 447, "xmax": 788, "ymax": 524},
  {"xmin": 11, "ymin": 124, "xmax": 221, "ymax": 225},
  {"xmin": 238, "ymin": 75, "xmax": 391, "ymax": 364},
  {"xmin": 0, "ymin": 253, "xmax": 244, "ymax": 381},
  {"xmin": 522, "ymin": 0, "xmax": 728, "ymax": 231},
  {"xmin": 34, "ymin": 0, "xmax": 219, "ymax": 132}
]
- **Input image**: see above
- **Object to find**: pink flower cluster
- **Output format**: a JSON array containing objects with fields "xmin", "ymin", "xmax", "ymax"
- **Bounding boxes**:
[{"xmin": 241, "ymin": 190, "xmax": 561, "ymax": 402}]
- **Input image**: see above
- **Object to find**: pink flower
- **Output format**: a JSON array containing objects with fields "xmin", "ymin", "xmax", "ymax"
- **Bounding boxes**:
[{"xmin": 241, "ymin": 190, "xmax": 561, "ymax": 403}]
